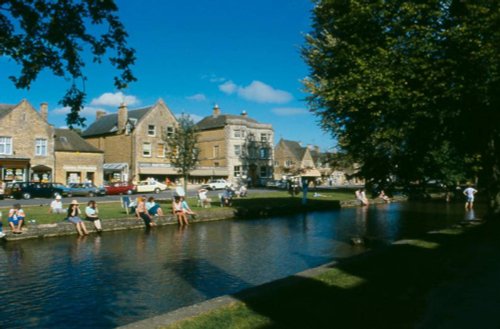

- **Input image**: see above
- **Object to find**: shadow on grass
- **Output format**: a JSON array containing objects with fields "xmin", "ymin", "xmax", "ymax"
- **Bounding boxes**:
[{"xmin": 174, "ymin": 219, "xmax": 500, "ymax": 329}]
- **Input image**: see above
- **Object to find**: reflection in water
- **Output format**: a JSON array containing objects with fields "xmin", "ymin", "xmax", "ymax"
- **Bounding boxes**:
[
  {"xmin": 0, "ymin": 202, "xmax": 477, "ymax": 328},
  {"xmin": 465, "ymin": 209, "xmax": 476, "ymax": 221}
]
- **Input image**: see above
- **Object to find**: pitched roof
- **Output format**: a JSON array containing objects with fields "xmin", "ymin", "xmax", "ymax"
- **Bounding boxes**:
[
  {"xmin": 279, "ymin": 139, "xmax": 307, "ymax": 160},
  {"xmin": 81, "ymin": 106, "xmax": 152, "ymax": 137},
  {"xmin": 0, "ymin": 104, "xmax": 16, "ymax": 120},
  {"xmin": 196, "ymin": 114, "xmax": 258, "ymax": 130},
  {"xmin": 55, "ymin": 129, "xmax": 103, "ymax": 153}
]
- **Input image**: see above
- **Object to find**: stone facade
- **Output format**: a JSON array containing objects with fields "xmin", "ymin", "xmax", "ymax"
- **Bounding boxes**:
[
  {"xmin": 196, "ymin": 106, "xmax": 274, "ymax": 185},
  {"xmin": 0, "ymin": 100, "xmax": 55, "ymax": 182},
  {"xmin": 54, "ymin": 151, "xmax": 104, "ymax": 186},
  {"xmin": 83, "ymin": 99, "xmax": 178, "ymax": 183}
]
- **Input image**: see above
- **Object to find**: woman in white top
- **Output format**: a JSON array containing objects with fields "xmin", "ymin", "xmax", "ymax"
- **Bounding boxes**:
[{"xmin": 85, "ymin": 200, "xmax": 102, "ymax": 232}]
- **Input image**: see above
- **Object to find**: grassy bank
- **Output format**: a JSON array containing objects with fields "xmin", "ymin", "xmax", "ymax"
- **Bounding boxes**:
[
  {"xmin": 0, "ymin": 189, "xmax": 354, "ymax": 225},
  {"xmin": 161, "ymin": 219, "xmax": 500, "ymax": 329}
]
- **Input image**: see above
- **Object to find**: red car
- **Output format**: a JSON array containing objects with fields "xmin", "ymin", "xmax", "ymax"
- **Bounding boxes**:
[{"xmin": 104, "ymin": 182, "xmax": 136, "ymax": 195}]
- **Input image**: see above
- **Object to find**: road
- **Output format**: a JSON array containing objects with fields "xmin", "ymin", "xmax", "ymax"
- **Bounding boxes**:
[{"xmin": 0, "ymin": 187, "xmax": 272, "ymax": 207}]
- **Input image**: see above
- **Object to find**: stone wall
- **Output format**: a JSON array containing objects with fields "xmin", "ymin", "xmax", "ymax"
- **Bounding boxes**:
[{"xmin": 54, "ymin": 151, "xmax": 104, "ymax": 185}]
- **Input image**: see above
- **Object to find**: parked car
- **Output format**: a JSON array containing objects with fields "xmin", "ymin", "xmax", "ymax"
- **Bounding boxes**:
[
  {"xmin": 104, "ymin": 182, "xmax": 136, "ymax": 195},
  {"xmin": 135, "ymin": 180, "xmax": 168, "ymax": 193},
  {"xmin": 5, "ymin": 182, "xmax": 70, "ymax": 199},
  {"xmin": 66, "ymin": 183, "xmax": 106, "ymax": 197},
  {"xmin": 202, "ymin": 179, "xmax": 232, "ymax": 190},
  {"xmin": 266, "ymin": 179, "xmax": 287, "ymax": 189}
]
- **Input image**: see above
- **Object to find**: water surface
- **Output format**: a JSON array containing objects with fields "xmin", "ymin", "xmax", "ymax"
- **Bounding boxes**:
[{"xmin": 0, "ymin": 202, "xmax": 476, "ymax": 328}]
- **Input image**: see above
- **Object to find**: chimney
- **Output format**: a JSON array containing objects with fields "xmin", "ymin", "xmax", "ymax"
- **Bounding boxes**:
[
  {"xmin": 212, "ymin": 104, "xmax": 220, "ymax": 118},
  {"xmin": 40, "ymin": 102, "xmax": 48, "ymax": 121},
  {"xmin": 117, "ymin": 103, "xmax": 128, "ymax": 132},
  {"xmin": 96, "ymin": 110, "xmax": 106, "ymax": 120},
  {"xmin": 241, "ymin": 110, "xmax": 247, "ymax": 118}
]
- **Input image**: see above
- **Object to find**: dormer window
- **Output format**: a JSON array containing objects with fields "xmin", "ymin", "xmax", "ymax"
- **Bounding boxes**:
[
  {"xmin": 166, "ymin": 125, "xmax": 175, "ymax": 138},
  {"xmin": 148, "ymin": 125, "xmax": 156, "ymax": 136}
]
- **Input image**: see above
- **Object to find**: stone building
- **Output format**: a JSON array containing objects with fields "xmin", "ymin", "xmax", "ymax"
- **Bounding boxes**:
[
  {"xmin": 196, "ymin": 105, "xmax": 274, "ymax": 186},
  {"xmin": 0, "ymin": 100, "xmax": 55, "ymax": 182},
  {"xmin": 54, "ymin": 129, "xmax": 104, "ymax": 185},
  {"xmin": 82, "ymin": 99, "xmax": 178, "ymax": 183},
  {"xmin": 273, "ymin": 138, "xmax": 321, "ymax": 181}
]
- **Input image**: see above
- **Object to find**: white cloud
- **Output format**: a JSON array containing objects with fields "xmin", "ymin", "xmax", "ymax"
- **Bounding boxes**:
[
  {"xmin": 186, "ymin": 93, "xmax": 207, "ymax": 102},
  {"xmin": 90, "ymin": 92, "xmax": 139, "ymax": 107},
  {"xmin": 272, "ymin": 107, "xmax": 309, "ymax": 116},
  {"xmin": 52, "ymin": 106, "xmax": 107, "ymax": 117},
  {"xmin": 219, "ymin": 81, "xmax": 238, "ymax": 94},
  {"xmin": 218, "ymin": 80, "xmax": 293, "ymax": 104},
  {"xmin": 202, "ymin": 74, "xmax": 226, "ymax": 83}
]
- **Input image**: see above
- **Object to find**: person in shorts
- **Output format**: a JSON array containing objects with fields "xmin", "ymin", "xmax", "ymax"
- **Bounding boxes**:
[
  {"xmin": 8, "ymin": 203, "xmax": 25, "ymax": 234},
  {"xmin": 463, "ymin": 185, "xmax": 478, "ymax": 210}
]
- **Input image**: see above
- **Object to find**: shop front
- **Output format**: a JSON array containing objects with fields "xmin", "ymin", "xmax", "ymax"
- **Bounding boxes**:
[
  {"xmin": 31, "ymin": 164, "xmax": 53, "ymax": 182},
  {"xmin": 0, "ymin": 158, "xmax": 30, "ymax": 182}
]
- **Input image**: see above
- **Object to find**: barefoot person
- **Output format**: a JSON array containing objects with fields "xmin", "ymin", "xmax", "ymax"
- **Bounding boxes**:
[
  {"xmin": 85, "ymin": 200, "xmax": 103, "ymax": 232},
  {"xmin": 136, "ymin": 196, "xmax": 156, "ymax": 227},
  {"xmin": 67, "ymin": 200, "xmax": 89, "ymax": 236},
  {"xmin": 172, "ymin": 196, "xmax": 188, "ymax": 226},
  {"xmin": 463, "ymin": 185, "xmax": 478, "ymax": 210},
  {"xmin": 8, "ymin": 203, "xmax": 25, "ymax": 234}
]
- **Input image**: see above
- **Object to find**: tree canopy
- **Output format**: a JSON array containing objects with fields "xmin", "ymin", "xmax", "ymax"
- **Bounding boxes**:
[
  {"xmin": 0, "ymin": 0, "xmax": 136, "ymax": 127},
  {"xmin": 164, "ymin": 114, "xmax": 199, "ymax": 192},
  {"xmin": 303, "ymin": 0, "xmax": 500, "ymax": 215}
]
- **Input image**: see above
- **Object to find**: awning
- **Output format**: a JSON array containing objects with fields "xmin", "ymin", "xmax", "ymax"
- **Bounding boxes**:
[
  {"xmin": 31, "ymin": 164, "xmax": 52, "ymax": 171},
  {"xmin": 138, "ymin": 167, "xmax": 179, "ymax": 175},
  {"xmin": 103, "ymin": 163, "xmax": 129, "ymax": 171},
  {"xmin": 190, "ymin": 168, "xmax": 229, "ymax": 176}
]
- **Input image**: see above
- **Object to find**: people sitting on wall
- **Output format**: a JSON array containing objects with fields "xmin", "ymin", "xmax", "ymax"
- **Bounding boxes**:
[
  {"xmin": 49, "ymin": 195, "xmax": 65, "ymax": 214},
  {"xmin": 197, "ymin": 188, "xmax": 212, "ymax": 208},
  {"xmin": 181, "ymin": 197, "xmax": 196, "ymax": 219},
  {"xmin": 146, "ymin": 196, "xmax": 164, "ymax": 217},
  {"xmin": 8, "ymin": 203, "xmax": 25, "ymax": 234},
  {"xmin": 378, "ymin": 190, "xmax": 391, "ymax": 203},
  {"xmin": 235, "ymin": 185, "xmax": 247, "ymax": 198},
  {"xmin": 220, "ymin": 187, "xmax": 233, "ymax": 207},
  {"xmin": 85, "ymin": 200, "xmax": 103, "ymax": 232}
]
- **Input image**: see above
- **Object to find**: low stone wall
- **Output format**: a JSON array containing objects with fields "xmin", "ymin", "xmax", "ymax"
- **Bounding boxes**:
[{"xmin": 3, "ymin": 207, "xmax": 235, "ymax": 242}]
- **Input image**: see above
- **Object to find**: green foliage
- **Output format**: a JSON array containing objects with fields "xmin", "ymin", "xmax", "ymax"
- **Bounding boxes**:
[
  {"xmin": 164, "ymin": 114, "xmax": 199, "ymax": 190},
  {"xmin": 0, "ymin": 0, "xmax": 136, "ymax": 127},
  {"xmin": 303, "ymin": 0, "xmax": 500, "ymax": 213}
]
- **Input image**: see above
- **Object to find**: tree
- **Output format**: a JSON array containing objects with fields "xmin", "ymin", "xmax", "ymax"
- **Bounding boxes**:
[
  {"xmin": 303, "ymin": 0, "xmax": 500, "ymax": 216},
  {"xmin": 0, "ymin": 0, "xmax": 136, "ymax": 127},
  {"xmin": 164, "ymin": 114, "xmax": 199, "ymax": 193}
]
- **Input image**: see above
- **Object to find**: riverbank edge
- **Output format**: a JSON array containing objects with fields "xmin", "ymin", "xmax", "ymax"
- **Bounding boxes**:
[
  {"xmin": 1, "ymin": 197, "xmax": 404, "ymax": 242},
  {"xmin": 118, "ymin": 217, "xmax": 485, "ymax": 329}
]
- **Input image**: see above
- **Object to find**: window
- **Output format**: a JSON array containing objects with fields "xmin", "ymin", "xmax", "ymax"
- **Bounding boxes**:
[
  {"xmin": 157, "ymin": 143, "xmax": 166, "ymax": 157},
  {"xmin": 285, "ymin": 160, "xmax": 293, "ymax": 168},
  {"xmin": 260, "ymin": 133, "xmax": 268, "ymax": 142},
  {"xmin": 0, "ymin": 137, "xmax": 12, "ymax": 155},
  {"xmin": 260, "ymin": 166, "xmax": 268, "ymax": 177},
  {"xmin": 259, "ymin": 147, "xmax": 269, "ymax": 159},
  {"xmin": 142, "ymin": 143, "xmax": 152, "ymax": 157},
  {"xmin": 148, "ymin": 125, "xmax": 156, "ymax": 136},
  {"xmin": 234, "ymin": 145, "xmax": 241, "ymax": 156},
  {"xmin": 234, "ymin": 166, "xmax": 241, "ymax": 177},
  {"xmin": 234, "ymin": 129, "xmax": 246, "ymax": 138},
  {"xmin": 214, "ymin": 162, "xmax": 220, "ymax": 167},
  {"xmin": 213, "ymin": 145, "xmax": 220, "ymax": 158},
  {"xmin": 35, "ymin": 138, "xmax": 48, "ymax": 156},
  {"xmin": 166, "ymin": 125, "xmax": 175, "ymax": 138}
]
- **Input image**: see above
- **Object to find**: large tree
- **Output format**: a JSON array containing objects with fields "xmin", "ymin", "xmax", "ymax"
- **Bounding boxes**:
[
  {"xmin": 0, "ymin": 0, "xmax": 136, "ymax": 127},
  {"xmin": 303, "ymin": 0, "xmax": 500, "ymax": 216},
  {"xmin": 164, "ymin": 114, "xmax": 199, "ymax": 193}
]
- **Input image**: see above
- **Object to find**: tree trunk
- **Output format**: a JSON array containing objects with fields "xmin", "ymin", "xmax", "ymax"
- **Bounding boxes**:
[{"xmin": 484, "ymin": 134, "xmax": 500, "ymax": 219}]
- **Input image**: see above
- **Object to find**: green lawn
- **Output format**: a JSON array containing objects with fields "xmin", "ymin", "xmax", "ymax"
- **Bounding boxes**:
[
  {"xmin": 0, "ymin": 189, "xmax": 354, "ymax": 225},
  {"xmin": 163, "ymin": 220, "xmax": 500, "ymax": 329}
]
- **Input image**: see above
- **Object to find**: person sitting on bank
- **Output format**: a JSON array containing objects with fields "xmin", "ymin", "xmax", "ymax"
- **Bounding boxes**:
[
  {"xmin": 49, "ymin": 195, "xmax": 65, "ymax": 214},
  {"xmin": 136, "ymin": 196, "xmax": 156, "ymax": 227},
  {"xmin": 146, "ymin": 196, "xmax": 164, "ymax": 217},
  {"xmin": 355, "ymin": 188, "xmax": 369, "ymax": 206},
  {"xmin": 67, "ymin": 200, "xmax": 89, "ymax": 236},
  {"xmin": 85, "ymin": 200, "xmax": 103, "ymax": 232},
  {"xmin": 8, "ymin": 203, "xmax": 25, "ymax": 234},
  {"xmin": 181, "ymin": 197, "xmax": 196, "ymax": 219},
  {"xmin": 221, "ymin": 187, "xmax": 233, "ymax": 207},
  {"xmin": 172, "ymin": 196, "xmax": 189, "ymax": 226},
  {"xmin": 378, "ymin": 190, "xmax": 391, "ymax": 203},
  {"xmin": 197, "ymin": 188, "xmax": 212, "ymax": 207}
]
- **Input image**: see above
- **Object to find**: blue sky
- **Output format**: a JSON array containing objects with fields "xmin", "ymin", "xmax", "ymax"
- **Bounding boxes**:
[{"xmin": 0, "ymin": 0, "xmax": 336, "ymax": 151}]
